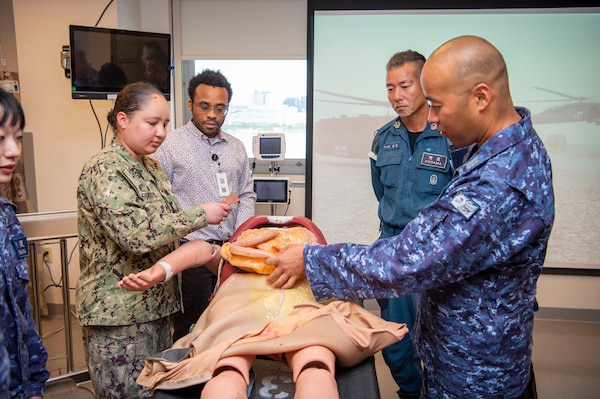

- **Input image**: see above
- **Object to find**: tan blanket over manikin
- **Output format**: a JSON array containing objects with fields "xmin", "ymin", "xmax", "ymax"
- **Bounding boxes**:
[{"xmin": 136, "ymin": 228, "xmax": 408, "ymax": 391}]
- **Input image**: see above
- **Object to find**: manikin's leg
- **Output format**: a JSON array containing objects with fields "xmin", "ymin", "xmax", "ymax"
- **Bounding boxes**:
[
  {"xmin": 287, "ymin": 346, "xmax": 338, "ymax": 399},
  {"xmin": 201, "ymin": 355, "xmax": 255, "ymax": 399}
]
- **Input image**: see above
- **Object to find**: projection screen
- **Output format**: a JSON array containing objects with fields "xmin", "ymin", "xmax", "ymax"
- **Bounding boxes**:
[{"xmin": 307, "ymin": 3, "xmax": 600, "ymax": 272}]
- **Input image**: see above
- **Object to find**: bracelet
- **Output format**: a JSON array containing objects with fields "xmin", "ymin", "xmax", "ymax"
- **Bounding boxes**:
[{"xmin": 157, "ymin": 260, "xmax": 173, "ymax": 282}]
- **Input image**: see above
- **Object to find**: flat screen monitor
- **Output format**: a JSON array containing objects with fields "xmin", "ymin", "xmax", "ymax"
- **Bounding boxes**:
[
  {"xmin": 69, "ymin": 25, "xmax": 171, "ymax": 100},
  {"xmin": 253, "ymin": 177, "xmax": 289, "ymax": 203},
  {"xmin": 252, "ymin": 133, "xmax": 286, "ymax": 161}
]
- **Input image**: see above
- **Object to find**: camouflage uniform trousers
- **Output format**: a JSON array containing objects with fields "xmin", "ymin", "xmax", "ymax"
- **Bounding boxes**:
[{"xmin": 82, "ymin": 316, "xmax": 172, "ymax": 399}]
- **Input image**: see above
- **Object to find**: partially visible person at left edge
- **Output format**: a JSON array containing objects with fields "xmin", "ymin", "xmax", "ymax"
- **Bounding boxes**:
[
  {"xmin": 1, "ymin": 330, "xmax": 9, "ymax": 398},
  {"xmin": 0, "ymin": 87, "xmax": 50, "ymax": 399}
]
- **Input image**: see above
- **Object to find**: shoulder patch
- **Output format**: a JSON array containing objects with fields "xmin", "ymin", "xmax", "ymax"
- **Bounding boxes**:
[
  {"xmin": 450, "ymin": 193, "xmax": 480, "ymax": 220},
  {"xmin": 11, "ymin": 236, "xmax": 29, "ymax": 259}
]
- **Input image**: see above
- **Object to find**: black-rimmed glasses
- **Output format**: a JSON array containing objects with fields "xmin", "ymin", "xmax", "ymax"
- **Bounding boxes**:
[{"xmin": 194, "ymin": 102, "xmax": 228, "ymax": 116}]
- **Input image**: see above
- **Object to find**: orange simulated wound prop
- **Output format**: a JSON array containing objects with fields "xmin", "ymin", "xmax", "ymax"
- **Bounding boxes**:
[
  {"xmin": 220, "ymin": 192, "xmax": 240, "ymax": 205},
  {"xmin": 221, "ymin": 227, "xmax": 316, "ymax": 275}
]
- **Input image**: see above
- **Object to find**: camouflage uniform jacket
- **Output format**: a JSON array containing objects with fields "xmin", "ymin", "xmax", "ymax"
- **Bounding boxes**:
[
  {"xmin": 304, "ymin": 107, "xmax": 554, "ymax": 398},
  {"xmin": 76, "ymin": 141, "xmax": 209, "ymax": 326},
  {"xmin": 1, "ymin": 197, "xmax": 50, "ymax": 398}
]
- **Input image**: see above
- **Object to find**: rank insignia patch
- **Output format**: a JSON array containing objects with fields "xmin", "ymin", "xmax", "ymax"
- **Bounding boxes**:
[{"xmin": 451, "ymin": 193, "xmax": 480, "ymax": 220}]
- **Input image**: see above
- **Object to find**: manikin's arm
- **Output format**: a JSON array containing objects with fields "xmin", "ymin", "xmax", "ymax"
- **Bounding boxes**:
[{"xmin": 118, "ymin": 240, "xmax": 221, "ymax": 291}]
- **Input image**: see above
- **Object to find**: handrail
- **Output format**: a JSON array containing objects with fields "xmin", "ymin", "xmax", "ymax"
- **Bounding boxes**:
[
  {"xmin": 18, "ymin": 211, "xmax": 80, "ymax": 375},
  {"xmin": 27, "ymin": 235, "xmax": 79, "ymax": 374}
]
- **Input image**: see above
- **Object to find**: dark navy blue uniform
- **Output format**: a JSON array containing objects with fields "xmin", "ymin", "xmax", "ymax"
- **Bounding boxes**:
[
  {"xmin": 1, "ymin": 197, "xmax": 49, "ymax": 398},
  {"xmin": 370, "ymin": 118, "xmax": 453, "ymax": 398},
  {"xmin": 370, "ymin": 118, "xmax": 453, "ymax": 237}
]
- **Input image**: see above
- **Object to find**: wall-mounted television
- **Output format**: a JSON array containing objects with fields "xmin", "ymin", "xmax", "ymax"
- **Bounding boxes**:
[{"xmin": 69, "ymin": 25, "xmax": 171, "ymax": 100}]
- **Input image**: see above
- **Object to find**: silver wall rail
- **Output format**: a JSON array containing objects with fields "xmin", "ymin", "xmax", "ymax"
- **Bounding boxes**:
[{"xmin": 17, "ymin": 210, "xmax": 84, "ymax": 379}]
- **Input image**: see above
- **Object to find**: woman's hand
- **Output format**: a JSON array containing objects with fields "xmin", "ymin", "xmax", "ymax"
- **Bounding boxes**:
[
  {"xmin": 118, "ymin": 264, "xmax": 165, "ymax": 291},
  {"xmin": 202, "ymin": 202, "xmax": 232, "ymax": 224}
]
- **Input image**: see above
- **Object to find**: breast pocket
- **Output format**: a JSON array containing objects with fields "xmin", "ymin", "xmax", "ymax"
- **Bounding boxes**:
[
  {"xmin": 14, "ymin": 260, "xmax": 30, "ymax": 283},
  {"xmin": 375, "ymin": 147, "xmax": 403, "ymax": 189}
]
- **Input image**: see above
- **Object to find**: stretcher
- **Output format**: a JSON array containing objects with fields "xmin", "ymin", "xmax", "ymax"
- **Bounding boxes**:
[{"xmin": 152, "ymin": 216, "xmax": 383, "ymax": 399}]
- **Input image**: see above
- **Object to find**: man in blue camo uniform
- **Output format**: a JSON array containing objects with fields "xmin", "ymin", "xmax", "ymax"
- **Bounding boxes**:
[
  {"xmin": 267, "ymin": 36, "xmax": 554, "ymax": 398},
  {"xmin": 369, "ymin": 50, "xmax": 454, "ymax": 399}
]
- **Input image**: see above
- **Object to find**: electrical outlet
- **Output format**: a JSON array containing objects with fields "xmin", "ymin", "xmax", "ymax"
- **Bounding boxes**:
[{"xmin": 42, "ymin": 246, "xmax": 53, "ymax": 263}]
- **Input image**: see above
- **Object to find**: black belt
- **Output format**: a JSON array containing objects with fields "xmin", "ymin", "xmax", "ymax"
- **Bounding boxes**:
[{"xmin": 180, "ymin": 238, "xmax": 226, "ymax": 245}]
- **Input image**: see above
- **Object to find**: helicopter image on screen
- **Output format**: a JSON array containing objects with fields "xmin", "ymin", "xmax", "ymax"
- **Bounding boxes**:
[
  {"xmin": 312, "ymin": 90, "xmax": 391, "ymax": 159},
  {"xmin": 312, "ymin": 88, "xmax": 600, "ymax": 159},
  {"xmin": 530, "ymin": 87, "xmax": 600, "ymax": 125}
]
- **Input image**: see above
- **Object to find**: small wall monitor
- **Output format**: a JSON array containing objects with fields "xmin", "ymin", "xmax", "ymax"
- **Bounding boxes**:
[
  {"xmin": 253, "ymin": 177, "xmax": 289, "ymax": 203},
  {"xmin": 252, "ymin": 133, "xmax": 286, "ymax": 161}
]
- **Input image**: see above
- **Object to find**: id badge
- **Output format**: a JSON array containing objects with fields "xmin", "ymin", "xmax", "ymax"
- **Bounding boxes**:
[{"xmin": 216, "ymin": 172, "xmax": 230, "ymax": 197}]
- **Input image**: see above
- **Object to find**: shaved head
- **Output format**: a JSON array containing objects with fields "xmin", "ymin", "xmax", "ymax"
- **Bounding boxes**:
[
  {"xmin": 428, "ymin": 35, "xmax": 509, "ymax": 99},
  {"xmin": 421, "ymin": 36, "xmax": 520, "ymax": 147}
]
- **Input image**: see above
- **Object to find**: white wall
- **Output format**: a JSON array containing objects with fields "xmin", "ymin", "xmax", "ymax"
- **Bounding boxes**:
[
  {"xmin": 537, "ymin": 275, "xmax": 600, "ymax": 311},
  {"xmin": 0, "ymin": 0, "xmax": 19, "ymax": 85},
  {"xmin": 12, "ymin": 0, "xmax": 119, "ymax": 212}
]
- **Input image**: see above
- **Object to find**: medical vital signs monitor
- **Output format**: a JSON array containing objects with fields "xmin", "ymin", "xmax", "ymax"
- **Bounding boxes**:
[{"xmin": 252, "ymin": 133, "xmax": 286, "ymax": 161}]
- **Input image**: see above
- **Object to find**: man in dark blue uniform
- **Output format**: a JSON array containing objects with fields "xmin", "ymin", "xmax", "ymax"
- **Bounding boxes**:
[{"xmin": 369, "ymin": 50, "xmax": 454, "ymax": 399}]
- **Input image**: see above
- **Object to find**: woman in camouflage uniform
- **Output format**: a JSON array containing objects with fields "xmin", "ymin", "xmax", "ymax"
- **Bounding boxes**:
[{"xmin": 76, "ymin": 82, "xmax": 232, "ymax": 399}]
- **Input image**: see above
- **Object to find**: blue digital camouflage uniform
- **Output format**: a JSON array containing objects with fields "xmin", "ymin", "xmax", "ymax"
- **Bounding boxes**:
[
  {"xmin": 370, "ymin": 118, "xmax": 453, "ymax": 397},
  {"xmin": 0, "ymin": 330, "xmax": 9, "ymax": 398},
  {"xmin": 1, "ymin": 196, "xmax": 50, "ymax": 398},
  {"xmin": 77, "ymin": 141, "xmax": 212, "ymax": 398},
  {"xmin": 304, "ymin": 108, "xmax": 554, "ymax": 398}
]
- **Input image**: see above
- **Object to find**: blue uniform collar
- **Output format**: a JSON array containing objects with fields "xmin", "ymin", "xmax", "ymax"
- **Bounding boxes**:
[
  {"xmin": 387, "ymin": 117, "xmax": 442, "ymax": 138},
  {"xmin": 0, "ymin": 195, "xmax": 17, "ymax": 210},
  {"xmin": 458, "ymin": 107, "xmax": 533, "ymax": 176}
]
